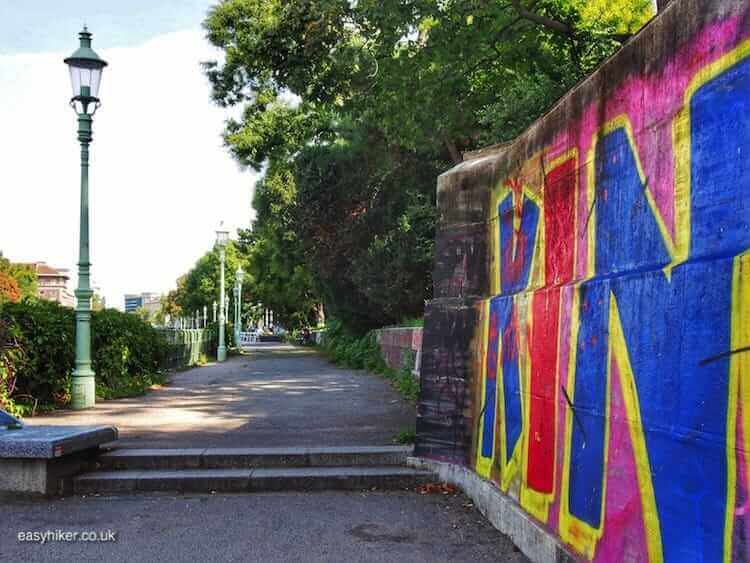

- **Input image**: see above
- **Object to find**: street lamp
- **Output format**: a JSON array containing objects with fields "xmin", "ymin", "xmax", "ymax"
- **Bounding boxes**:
[
  {"xmin": 216, "ymin": 224, "xmax": 229, "ymax": 362},
  {"xmin": 65, "ymin": 27, "xmax": 108, "ymax": 410},
  {"xmin": 234, "ymin": 266, "xmax": 245, "ymax": 347}
]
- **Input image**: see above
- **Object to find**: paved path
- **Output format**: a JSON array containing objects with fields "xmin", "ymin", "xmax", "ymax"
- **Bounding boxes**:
[
  {"xmin": 1, "ymin": 491, "xmax": 528, "ymax": 562},
  {"xmin": 26, "ymin": 344, "xmax": 415, "ymax": 448}
]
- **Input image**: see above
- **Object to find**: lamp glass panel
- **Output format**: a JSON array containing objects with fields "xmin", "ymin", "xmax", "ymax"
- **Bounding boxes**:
[
  {"xmin": 216, "ymin": 230, "xmax": 229, "ymax": 246},
  {"xmin": 68, "ymin": 64, "xmax": 103, "ymax": 98},
  {"xmin": 68, "ymin": 66, "xmax": 81, "ymax": 97},
  {"xmin": 89, "ymin": 67, "xmax": 102, "ymax": 98}
]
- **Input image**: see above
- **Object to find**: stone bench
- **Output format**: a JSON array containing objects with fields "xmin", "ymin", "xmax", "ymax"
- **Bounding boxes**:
[{"xmin": 0, "ymin": 425, "xmax": 117, "ymax": 497}]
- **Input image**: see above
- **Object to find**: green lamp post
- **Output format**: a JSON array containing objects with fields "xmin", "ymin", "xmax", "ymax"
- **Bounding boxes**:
[
  {"xmin": 65, "ymin": 27, "xmax": 108, "ymax": 410},
  {"xmin": 216, "ymin": 225, "xmax": 229, "ymax": 362},
  {"xmin": 234, "ymin": 266, "xmax": 245, "ymax": 347}
]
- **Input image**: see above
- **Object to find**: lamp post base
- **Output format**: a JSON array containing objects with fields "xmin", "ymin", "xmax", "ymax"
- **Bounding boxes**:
[
  {"xmin": 71, "ymin": 374, "xmax": 95, "ymax": 410},
  {"xmin": 217, "ymin": 346, "xmax": 227, "ymax": 362}
]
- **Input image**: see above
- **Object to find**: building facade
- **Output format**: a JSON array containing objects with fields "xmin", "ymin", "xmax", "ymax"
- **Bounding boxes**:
[
  {"xmin": 30, "ymin": 263, "xmax": 75, "ymax": 308},
  {"xmin": 124, "ymin": 292, "xmax": 160, "ymax": 314}
]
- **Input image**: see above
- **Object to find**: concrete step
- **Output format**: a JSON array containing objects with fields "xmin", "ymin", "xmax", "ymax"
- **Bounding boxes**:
[
  {"xmin": 98, "ymin": 446, "xmax": 413, "ymax": 471},
  {"xmin": 73, "ymin": 466, "xmax": 435, "ymax": 494}
]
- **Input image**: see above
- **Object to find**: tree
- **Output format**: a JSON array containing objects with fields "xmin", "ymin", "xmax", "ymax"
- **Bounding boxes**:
[
  {"xmin": 168, "ymin": 242, "xmax": 248, "ymax": 324},
  {"xmin": 238, "ymin": 163, "xmax": 320, "ymax": 330},
  {"xmin": 204, "ymin": 0, "xmax": 651, "ymax": 159},
  {"xmin": 92, "ymin": 292, "xmax": 106, "ymax": 312},
  {"xmin": 0, "ymin": 253, "xmax": 37, "ymax": 301},
  {"xmin": 292, "ymin": 125, "xmax": 439, "ymax": 332},
  {"xmin": 203, "ymin": 0, "xmax": 653, "ymax": 333},
  {"xmin": 155, "ymin": 290, "xmax": 182, "ymax": 326},
  {"xmin": 0, "ymin": 273, "xmax": 21, "ymax": 304}
]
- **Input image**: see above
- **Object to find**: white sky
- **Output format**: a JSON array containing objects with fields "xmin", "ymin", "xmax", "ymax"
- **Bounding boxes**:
[{"xmin": 0, "ymin": 29, "xmax": 258, "ymax": 309}]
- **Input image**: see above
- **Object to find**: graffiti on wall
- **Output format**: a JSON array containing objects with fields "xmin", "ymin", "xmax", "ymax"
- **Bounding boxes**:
[{"xmin": 473, "ymin": 15, "xmax": 750, "ymax": 563}]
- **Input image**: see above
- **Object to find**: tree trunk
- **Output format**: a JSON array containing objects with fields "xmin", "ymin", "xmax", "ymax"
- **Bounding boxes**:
[
  {"xmin": 441, "ymin": 133, "xmax": 463, "ymax": 165},
  {"xmin": 656, "ymin": 0, "xmax": 671, "ymax": 11}
]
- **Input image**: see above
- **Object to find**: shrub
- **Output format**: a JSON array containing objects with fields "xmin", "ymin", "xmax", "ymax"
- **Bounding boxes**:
[
  {"xmin": 0, "ymin": 318, "xmax": 25, "ymax": 416},
  {"xmin": 0, "ymin": 300, "xmax": 168, "ymax": 413}
]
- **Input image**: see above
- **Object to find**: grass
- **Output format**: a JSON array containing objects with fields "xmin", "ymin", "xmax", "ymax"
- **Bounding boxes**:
[{"xmin": 395, "ymin": 429, "xmax": 416, "ymax": 444}]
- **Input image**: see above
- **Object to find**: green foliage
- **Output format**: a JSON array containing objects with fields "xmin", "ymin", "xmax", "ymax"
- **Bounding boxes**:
[
  {"xmin": 175, "ymin": 241, "xmax": 245, "ymax": 314},
  {"xmin": 398, "ymin": 317, "xmax": 424, "ymax": 328},
  {"xmin": 203, "ymin": 0, "xmax": 653, "ymax": 334},
  {"xmin": 0, "ymin": 253, "xmax": 37, "ymax": 302},
  {"xmin": 91, "ymin": 309, "xmax": 167, "ymax": 398},
  {"xmin": 320, "ymin": 319, "xmax": 419, "ymax": 402},
  {"xmin": 239, "ymin": 163, "xmax": 320, "ymax": 330},
  {"xmin": 321, "ymin": 320, "xmax": 386, "ymax": 372},
  {"xmin": 0, "ymin": 300, "xmax": 168, "ymax": 414},
  {"xmin": 395, "ymin": 429, "xmax": 417, "ymax": 445},
  {"xmin": 294, "ymin": 128, "xmax": 439, "ymax": 333},
  {"xmin": 0, "ymin": 318, "xmax": 25, "ymax": 416}
]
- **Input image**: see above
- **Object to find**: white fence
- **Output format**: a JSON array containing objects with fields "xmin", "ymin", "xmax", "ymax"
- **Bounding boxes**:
[{"xmin": 238, "ymin": 331, "xmax": 259, "ymax": 346}]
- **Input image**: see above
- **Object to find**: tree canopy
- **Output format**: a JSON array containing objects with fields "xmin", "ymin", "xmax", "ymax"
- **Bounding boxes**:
[
  {"xmin": 201, "ymin": 0, "xmax": 653, "ymax": 334},
  {"xmin": 0, "ymin": 253, "xmax": 37, "ymax": 303}
]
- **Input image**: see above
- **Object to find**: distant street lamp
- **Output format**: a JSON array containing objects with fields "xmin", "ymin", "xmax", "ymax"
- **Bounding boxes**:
[
  {"xmin": 234, "ymin": 266, "xmax": 245, "ymax": 346},
  {"xmin": 216, "ymin": 225, "xmax": 229, "ymax": 362},
  {"xmin": 65, "ymin": 27, "xmax": 108, "ymax": 410}
]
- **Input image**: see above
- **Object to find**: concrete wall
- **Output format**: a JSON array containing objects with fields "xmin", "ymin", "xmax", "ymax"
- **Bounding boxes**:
[
  {"xmin": 416, "ymin": 1, "xmax": 750, "ymax": 561},
  {"xmin": 376, "ymin": 327, "xmax": 423, "ymax": 375}
]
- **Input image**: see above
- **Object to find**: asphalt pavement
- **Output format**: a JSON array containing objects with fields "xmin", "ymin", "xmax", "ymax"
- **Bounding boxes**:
[
  {"xmin": 10, "ymin": 344, "xmax": 529, "ymax": 562},
  {"xmin": 26, "ymin": 344, "xmax": 415, "ymax": 448},
  {"xmin": 1, "ymin": 490, "xmax": 529, "ymax": 562}
]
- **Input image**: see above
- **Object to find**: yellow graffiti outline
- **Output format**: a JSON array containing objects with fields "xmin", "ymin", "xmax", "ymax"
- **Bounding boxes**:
[
  {"xmin": 496, "ymin": 295, "xmax": 524, "ymax": 493},
  {"xmin": 558, "ymin": 285, "xmax": 612, "ymax": 560},
  {"xmin": 609, "ymin": 295, "xmax": 664, "ymax": 563},
  {"xmin": 558, "ymin": 286, "xmax": 586, "ymax": 555},
  {"xmin": 489, "ymin": 175, "xmax": 544, "ymax": 297},
  {"xmin": 475, "ymin": 299, "xmax": 496, "ymax": 479},
  {"xmin": 673, "ymin": 37, "xmax": 750, "ymax": 563},
  {"xmin": 519, "ymin": 288, "xmax": 558, "ymax": 522},
  {"xmin": 585, "ymin": 115, "xmax": 689, "ymax": 280},
  {"xmin": 519, "ymin": 149, "xmax": 579, "ymax": 523},
  {"xmin": 488, "ymin": 36, "xmax": 750, "ymax": 562},
  {"xmin": 569, "ymin": 38, "xmax": 750, "ymax": 561},
  {"xmin": 727, "ymin": 251, "xmax": 750, "ymax": 563}
]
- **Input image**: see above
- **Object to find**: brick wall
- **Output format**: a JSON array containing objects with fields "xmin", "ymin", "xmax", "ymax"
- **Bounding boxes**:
[{"xmin": 375, "ymin": 327, "xmax": 423, "ymax": 376}]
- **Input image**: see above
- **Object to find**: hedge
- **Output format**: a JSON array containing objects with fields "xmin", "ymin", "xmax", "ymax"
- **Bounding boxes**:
[{"xmin": 0, "ymin": 299, "xmax": 169, "ymax": 416}]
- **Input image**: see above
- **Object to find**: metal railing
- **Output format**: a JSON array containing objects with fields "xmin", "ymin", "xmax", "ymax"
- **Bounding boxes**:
[{"xmin": 157, "ymin": 328, "xmax": 216, "ymax": 370}]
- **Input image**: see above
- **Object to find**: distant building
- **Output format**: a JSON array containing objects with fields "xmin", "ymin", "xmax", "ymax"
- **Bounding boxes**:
[
  {"xmin": 124, "ymin": 294, "xmax": 143, "ymax": 313},
  {"xmin": 125, "ymin": 292, "xmax": 160, "ymax": 314},
  {"xmin": 30, "ymin": 263, "xmax": 75, "ymax": 308}
]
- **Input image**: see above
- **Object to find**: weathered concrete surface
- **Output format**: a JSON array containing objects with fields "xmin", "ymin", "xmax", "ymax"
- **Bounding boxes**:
[
  {"xmin": 0, "ymin": 426, "xmax": 116, "ymax": 497},
  {"xmin": 0, "ymin": 491, "xmax": 529, "ymax": 562},
  {"xmin": 408, "ymin": 457, "xmax": 575, "ymax": 563},
  {"xmin": 98, "ymin": 445, "xmax": 413, "ymax": 470},
  {"xmin": 0, "ymin": 452, "xmax": 98, "ymax": 497},
  {"xmin": 0, "ymin": 426, "xmax": 117, "ymax": 458},
  {"xmin": 25, "ymin": 344, "xmax": 414, "ymax": 448},
  {"xmin": 74, "ymin": 466, "xmax": 436, "ymax": 495}
]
